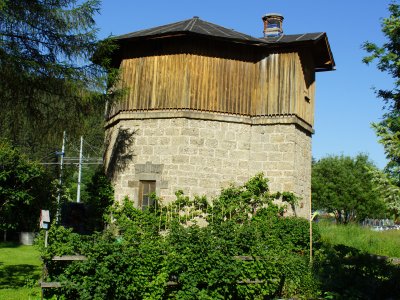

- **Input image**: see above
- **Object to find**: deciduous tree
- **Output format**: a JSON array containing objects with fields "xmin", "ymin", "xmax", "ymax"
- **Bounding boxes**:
[
  {"xmin": 312, "ymin": 154, "xmax": 386, "ymax": 224},
  {"xmin": 369, "ymin": 168, "xmax": 400, "ymax": 221},
  {"xmin": 363, "ymin": 2, "xmax": 400, "ymax": 184}
]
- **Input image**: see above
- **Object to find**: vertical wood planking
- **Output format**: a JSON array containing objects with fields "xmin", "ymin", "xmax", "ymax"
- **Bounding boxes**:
[{"xmin": 114, "ymin": 50, "xmax": 315, "ymax": 125}]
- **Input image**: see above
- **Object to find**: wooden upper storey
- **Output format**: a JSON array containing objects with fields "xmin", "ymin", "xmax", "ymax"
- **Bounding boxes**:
[{"xmin": 107, "ymin": 18, "xmax": 335, "ymax": 128}]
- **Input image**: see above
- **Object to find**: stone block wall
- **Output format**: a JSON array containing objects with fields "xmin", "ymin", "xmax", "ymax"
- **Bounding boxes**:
[{"xmin": 104, "ymin": 112, "xmax": 312, "ymax": 218}]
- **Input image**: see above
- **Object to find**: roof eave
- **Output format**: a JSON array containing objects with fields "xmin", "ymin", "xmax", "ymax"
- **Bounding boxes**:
[
  {"xmin": 114, "ymin": 31, "xmax": 265, "ymax": 46},
  {"xmin": 111, "ymin": 28, "xmax": 336, "ymax": 72},
  {"xmin": 260, "ymin": 33, "xmax": 335, "ymax": 71}
]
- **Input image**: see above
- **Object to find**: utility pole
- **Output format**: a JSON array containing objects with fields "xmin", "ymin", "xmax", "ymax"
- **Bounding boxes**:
[
  {"xmin": 76, "ymin": 136, "xmax": 83, "ymax": 203},
  {"xmin": 56, "ymin": 131, "xmax": 66, "ymax": 222}
]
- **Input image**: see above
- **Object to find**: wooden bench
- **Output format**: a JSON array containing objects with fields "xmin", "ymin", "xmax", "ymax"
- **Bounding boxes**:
[{"xmin": 41, "ymin": 255, "xmax": 87, "ymax": 299}]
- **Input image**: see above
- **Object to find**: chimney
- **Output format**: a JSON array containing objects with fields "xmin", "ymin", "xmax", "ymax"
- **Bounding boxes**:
[{"xmin": 262, "ymin": 13, "xmax": 284, "ymax": 37}]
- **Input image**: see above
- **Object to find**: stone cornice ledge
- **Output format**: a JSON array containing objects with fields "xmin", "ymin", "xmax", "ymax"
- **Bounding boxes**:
[{"xmin": 105, "ymin": 110, "xmax": 314, "ymax": 134}]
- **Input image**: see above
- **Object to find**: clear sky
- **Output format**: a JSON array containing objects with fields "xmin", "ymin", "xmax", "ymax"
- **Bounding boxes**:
[{"xmin": 95, "ymin": 0, "xmax": 394, "ymax": 169}]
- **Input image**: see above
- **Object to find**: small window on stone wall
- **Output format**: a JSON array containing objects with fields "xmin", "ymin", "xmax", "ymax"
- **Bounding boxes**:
[{"xmin": 139, "ymin": 180, "xmax": 156, "ymax": 210}]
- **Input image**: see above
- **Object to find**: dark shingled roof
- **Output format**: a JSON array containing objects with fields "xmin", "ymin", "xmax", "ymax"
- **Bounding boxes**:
[
  {"xmin": 113, "ymin": 17, "xmax": 335, "ymax": 71},
  {"xmin": 261, "ymin": 33, "xmax": 326, "ymax": 44},
  {"xmin": 261, "ymin": 32, "xmax": 335, "ymax": 71},
  {"xmin": 114, "ymin": 17, "xmax": 263, "ymax": 44}
]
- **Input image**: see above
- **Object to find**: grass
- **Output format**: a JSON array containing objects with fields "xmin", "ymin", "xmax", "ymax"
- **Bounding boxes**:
[
  {"xmin": 317, "ymin": 221, "xmax": 400, "ymax": 258},
  {"xmin": 0, "ymin": 242, "xmax": 42, "ymax": 300}
]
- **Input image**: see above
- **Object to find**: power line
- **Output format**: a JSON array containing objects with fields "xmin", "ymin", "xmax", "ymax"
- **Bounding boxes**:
[
  {"xmin": 83, "ymin": 139, "xmax": 103, "ymax": 155},
  {"xmin": 43, "ymin": 133, "xmax": 103, "ymax": 207},
  {"xmin": 40, "ymin": 162, "xmax": 102, "ymax": 165},
  {"xmin": 38, "ymin": 151, "xmax": 58, "ymax": 162}
]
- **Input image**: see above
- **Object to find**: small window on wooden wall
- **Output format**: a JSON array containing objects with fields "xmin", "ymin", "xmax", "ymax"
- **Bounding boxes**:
[
  {"xmin": 304, "ymin": 89, "xmax": 311, "ymax": 103},
  {"xmin": 139, "ymin": 180, "xmax": 156, "ymax": 210}
]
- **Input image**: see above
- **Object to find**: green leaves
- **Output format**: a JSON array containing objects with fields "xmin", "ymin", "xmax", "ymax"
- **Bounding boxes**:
[
  {"xmin": 313, "ymin": 242, "xmax": 400, "ymax": 299},
  {"xmin": 42, "ymin": 174, "xmax": 317, "ymax": 299},
  {"xmin": 369, "ymin": 167, "xmax": 400, "ymax": 218},
  {"xmin": 0, "ymin": 141, "xmax": 54, "ymax": 231},
  {"xmin": 0, "ymin": 0, "xmax": 110, "ymax": 161},
  {"xmin": 312, "ymin": 154, "xmax": 386, "ymax": 224},
  {"xmin": 84, "ymin": 168, "xmax": 114, "ymax": 231},
  {"xmin": 363, "ymin": 2, "xmax": 400, "ymax": 186}
]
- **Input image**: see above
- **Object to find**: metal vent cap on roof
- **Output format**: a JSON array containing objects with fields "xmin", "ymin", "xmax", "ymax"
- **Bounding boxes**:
[{"xmin": 262, "ymin": 13, "xmax": 284, "ymax": 37}]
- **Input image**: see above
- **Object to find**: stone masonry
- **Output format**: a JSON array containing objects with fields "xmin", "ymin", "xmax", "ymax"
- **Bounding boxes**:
[{"xmin": 104, "ymin": 111, "xmax": 312, "ymax": 218}]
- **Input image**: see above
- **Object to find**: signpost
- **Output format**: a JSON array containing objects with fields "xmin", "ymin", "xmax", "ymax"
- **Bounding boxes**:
[{"xmin": 40, "ymin": 210, "xmax": 50, "ymax": 247}]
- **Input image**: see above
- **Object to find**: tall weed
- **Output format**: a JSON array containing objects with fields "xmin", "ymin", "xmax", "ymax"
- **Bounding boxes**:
[{"xmin": 317, "ymin": 221, "xmax": 400, "ymax": 258}]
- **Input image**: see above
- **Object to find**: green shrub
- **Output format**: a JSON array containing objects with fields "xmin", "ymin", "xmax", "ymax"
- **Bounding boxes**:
[
  {"xmin": 314, "ymin": 243, "xmax": 400, "ymax": 299},
  {"xmin": 0, "ymin": 141, "xmax": 55, "ymax": 233},
  {"xmin": 84, "ymin": 168, "xmax": 114, "ymax": 232},
  {"xmin": 41, "ymin": 174, "xmax": 319, "ymax": 299}
]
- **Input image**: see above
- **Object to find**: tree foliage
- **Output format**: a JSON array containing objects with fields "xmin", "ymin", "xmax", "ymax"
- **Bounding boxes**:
[
  {"xmin": 312, "ymin": 154, "xmax": 386, "ymax": 224},
  {"xmin": 84, "ymin": 167, "xmax": 114, "ymax": 231},
  {"xmin": 369, "ymin": 167, "xmax": 400, "ymax": 221},
  {"xmin": 0, "ymin": 0, "xmax": 114, "ymax": 159},
  {"xmin": 0, "ymin": 141, "xmax": 55, "ymax": 232},
  {"xmin": 363, "ymin": 1, "xmax": 400, "ymax": 183}
]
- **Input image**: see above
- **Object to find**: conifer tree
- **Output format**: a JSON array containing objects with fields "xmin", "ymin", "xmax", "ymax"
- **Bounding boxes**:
[{"xmin": 0, "ymin": 0, "xmax": 105, "ymax": 157}]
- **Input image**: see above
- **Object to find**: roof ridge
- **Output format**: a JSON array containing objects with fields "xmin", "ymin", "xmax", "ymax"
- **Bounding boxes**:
[
  {"xmin": 314, "ymin": 32, "xmax": 325, "ymax": 39},
  {"xmin": 183, "ymin": 18, "xmax": 195, "ymax": 31},
  {"xmin": 115, "ymin": 18, "xmax": 195, "ymax": 39},
  {"xmin": 295, "ymin": 33, "xmax": 307, "ymax": 41},
  {"xmin": 114, "ymin": 17, "xmax": 263, "ymax": 44},
  {"xmin": 188, "ymin": 17, "xmax": 197, "ymax": 31},
  {"xmin": 205, "ymin": 23, "xmax": 229, "ymax": 37}
]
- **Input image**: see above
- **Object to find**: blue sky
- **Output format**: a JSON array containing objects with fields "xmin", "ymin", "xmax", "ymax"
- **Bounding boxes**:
[{"xmin": 95, "ymin": 0, "xmax": 393, "ymax": 169}]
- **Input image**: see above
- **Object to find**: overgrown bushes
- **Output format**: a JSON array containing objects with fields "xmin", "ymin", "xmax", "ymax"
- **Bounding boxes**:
[
  {"xmin": 39, "ymin": 173, "xmax": 400, "ymax": 299},
  {"xmin": 39, "ymin": 174, "xmax": 318, "ymax": 299},
  {"xmin": 313, "ymin": 242, "xmax": 400, "ymax": 299},
  {"xmin": 0, "ymin": 141, "xmax": 55, "ymax": 235}
]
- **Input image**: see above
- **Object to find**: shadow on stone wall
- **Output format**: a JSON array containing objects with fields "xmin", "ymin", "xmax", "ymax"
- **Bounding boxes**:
[{"xmin": 105, "ymin": 127, "xmax": 137, "ymax": 179}]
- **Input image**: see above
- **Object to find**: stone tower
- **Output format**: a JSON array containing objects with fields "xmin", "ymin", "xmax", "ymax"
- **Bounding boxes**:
[{"xmin": 103, "ymin": 16, "xmax": 335, "ymax": 218}]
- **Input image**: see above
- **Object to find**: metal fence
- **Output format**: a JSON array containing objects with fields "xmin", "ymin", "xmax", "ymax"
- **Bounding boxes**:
[{"xmin": 362, "ymin": 219, "xmax": 400, "ymax": 231}]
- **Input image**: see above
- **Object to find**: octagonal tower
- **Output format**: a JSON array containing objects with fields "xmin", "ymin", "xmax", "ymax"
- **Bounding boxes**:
[{"xmin": 104, "ymin": 16, "xmax": 335, "ymax": 217}]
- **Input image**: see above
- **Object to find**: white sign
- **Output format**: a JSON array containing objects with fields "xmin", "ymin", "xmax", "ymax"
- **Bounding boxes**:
[{"xmin": 40, "ymin": 210, "xmax": 50, "ymax": 229}]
